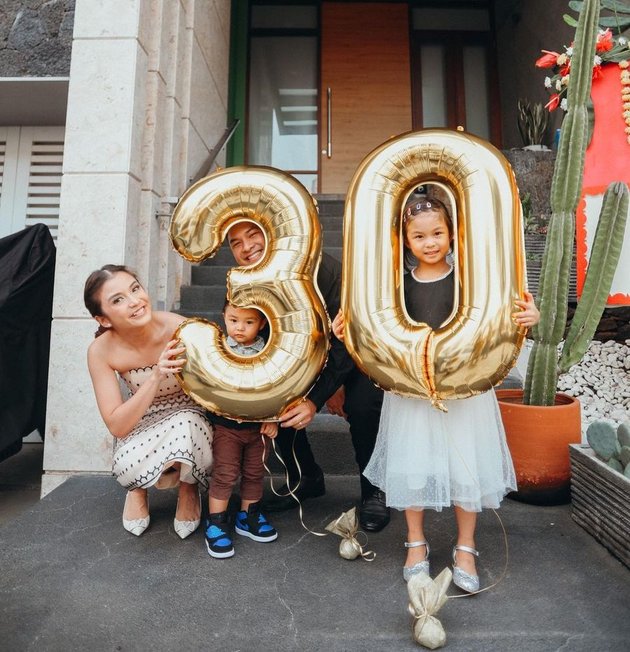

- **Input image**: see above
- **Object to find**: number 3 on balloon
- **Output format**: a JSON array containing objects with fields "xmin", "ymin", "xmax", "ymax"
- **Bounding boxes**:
[
  {"xmin": 169, "ymin": 167, "xmax": 329, "ymax": 421},
  {"xmin": 341, "ymin": 129, "xmax": 526, "ymax": 408}
]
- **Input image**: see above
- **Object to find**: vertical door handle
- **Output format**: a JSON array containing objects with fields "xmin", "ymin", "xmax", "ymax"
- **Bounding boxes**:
[{"xmin": 327, "ymin": 87, "xmax": 332, "ymax": 158}]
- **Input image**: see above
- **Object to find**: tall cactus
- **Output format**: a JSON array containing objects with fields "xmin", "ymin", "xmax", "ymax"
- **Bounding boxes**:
[{"xmin": 524, "ymin": 0, "xmax": 630, "ymax": 405}]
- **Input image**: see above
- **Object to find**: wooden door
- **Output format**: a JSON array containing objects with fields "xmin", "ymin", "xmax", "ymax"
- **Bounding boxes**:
[{"xmin": 320, "ymin": 2, "xmax": 412, "ymax": 194}]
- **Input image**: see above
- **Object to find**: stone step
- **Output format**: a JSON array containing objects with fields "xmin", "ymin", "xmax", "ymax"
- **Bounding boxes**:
[
  {"xmin": 180, "ymin": 284, "xmax": 228, "ymax": 310},
  {"xmin": 191, "ymin": 265, "xmax": 232, "ymax": 284},
  {"xmin": 322, "ymin": 229, "xmax": 343, "ymax": 247},
  {"xmin": 179, "ymin": 309, "xmax": 223, "ymax": 323},
  {"xmin": 315, "ymin": 195, "xmax": 345, "ymax": 218}
]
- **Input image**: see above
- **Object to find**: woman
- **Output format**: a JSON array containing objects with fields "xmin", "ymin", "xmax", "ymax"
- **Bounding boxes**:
[{"xmin": 85, "ymin": 265, "xmax": 213, "ymax": 538}]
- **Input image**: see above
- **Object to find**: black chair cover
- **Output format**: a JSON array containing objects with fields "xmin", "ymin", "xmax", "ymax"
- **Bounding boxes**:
[{"xmin": 0, "ymin": 224, "xmax": 55, "ymax": 461}]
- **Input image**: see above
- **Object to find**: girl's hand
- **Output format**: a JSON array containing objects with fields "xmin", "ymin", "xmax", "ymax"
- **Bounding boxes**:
[
  {"xmin": 155, "ymin": 339, "xmax": 186, "ymax": 378},
  {"xmin": 332, "ymin": 310, "xmax": 345, "ymax": 341},
  {"xmin": 513, "ymin": 290, "xmax": 540, "ymax": 328},
  {"xmin": 261, "ymin": 422, "xmax": 278, "ymax": 439}
]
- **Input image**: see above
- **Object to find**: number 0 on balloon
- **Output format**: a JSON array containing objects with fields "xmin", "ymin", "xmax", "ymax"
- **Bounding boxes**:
[{"xmin": 341, "ymin": 129, "xmax": 526, "ymax": 409}]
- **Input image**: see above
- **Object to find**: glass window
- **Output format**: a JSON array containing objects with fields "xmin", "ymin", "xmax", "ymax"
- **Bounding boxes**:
[
  {"xmin": 248, "ymin": 36, "xmax": 318, "ymax": 174},
  {"xmin": 421, "ymin": 45, "xmax": 447, "ymax": 127},
  {"xmin": 251, "ymin": 6, "xmax": 317, "ymax": 29},
  {"xmin": 412, "ymin": 8, "xmax": 490, "ymax": 31},
  {"xmin": 463, "ymin": 45, "xmax": 490, "ymax": 139}
]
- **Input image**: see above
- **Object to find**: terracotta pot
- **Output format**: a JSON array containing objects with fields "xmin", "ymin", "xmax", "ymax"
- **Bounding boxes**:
[{"xmin": 496, "ymin": 388, "xmax": 582, "ymax": 505}]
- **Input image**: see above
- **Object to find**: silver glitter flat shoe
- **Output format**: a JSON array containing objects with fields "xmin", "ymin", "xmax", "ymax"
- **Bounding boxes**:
[
  {"xmin": 403, "ymin": 540, "xmax": 430, "ymax": 582},
  {"xmin": 452, "ymin": 544, "xmax": 480, "ymax": 593}
]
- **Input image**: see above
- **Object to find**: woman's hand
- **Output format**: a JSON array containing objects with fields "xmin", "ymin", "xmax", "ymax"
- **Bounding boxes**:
[
  {"xmin": 513, "ymin": 290, "xmax": 540, "ymax": 328},
  {"xmin": 261, "ymin": 422, "xmax": 279, "ymax": 439},
  {"xmin": 154, "ymin": 339, "xmax": 186, "ymax": 378},
  {"xmin": 332, "ymin": 310, "xmax": 345, "ymax": 341}
]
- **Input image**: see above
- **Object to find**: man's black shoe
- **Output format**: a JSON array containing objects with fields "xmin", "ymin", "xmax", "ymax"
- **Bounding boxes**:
[
  {"xmin": 359, "ymin": 489, "xmax": 390, "ymax": 532},
  {"xmin": 264, "ymin": 472, "xmax": 326, "ymax": 512}
]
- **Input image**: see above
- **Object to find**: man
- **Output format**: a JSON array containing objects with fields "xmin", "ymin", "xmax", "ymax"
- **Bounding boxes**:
[{"xmin": 224, "ymin": 220, "xmax": 388, "ymax": 531}]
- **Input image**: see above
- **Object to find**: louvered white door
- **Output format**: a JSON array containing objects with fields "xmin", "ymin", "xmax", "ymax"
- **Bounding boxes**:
[{"xmin": 0, "ymin": 126, "xmax": 65, "ymax": 241}]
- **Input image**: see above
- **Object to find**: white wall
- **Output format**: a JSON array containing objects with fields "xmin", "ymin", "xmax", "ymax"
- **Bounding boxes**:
[{"xmin": 42, "ymin": 0, "xmax": 231, "ymax": 495}]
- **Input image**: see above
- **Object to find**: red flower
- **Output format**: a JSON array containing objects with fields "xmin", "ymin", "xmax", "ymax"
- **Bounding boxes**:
[
  {"xmin": 559, "ymin": 62, "xmax": 571, "ymax": 76},
  {"xmin": 536, "ymin": 50, "xmax": 560, "ymax": 68},
  {"xmin": 596, "ymin": 29, "xmax": 613, "ymax": 53},
  {"xmin": 592, "ymin": 64, "xmax": 602, "ymax": 79},
  {"xmin": 545, "ymin": 93, "xmax": 560, "ymax": 111}
]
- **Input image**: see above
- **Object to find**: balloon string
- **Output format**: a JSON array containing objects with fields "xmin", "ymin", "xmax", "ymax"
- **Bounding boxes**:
[
  {"xmin": 446, "ymin": 429, "xmax": 510, "ymax": 599},
  {"xmin": 352, "ymin": 529, "xmax": 376, "ymax": 561},
  {"xmin": 328, "ymin": 513, "xmax": 376, "ymax": 561},
  {"xmin": 446, "ymin": 507, "xmax": 508, "ymax": 599},
  {"xmin": 262, "ymin": 433, "xmax": 327, "ymax": 537},
  {"xmin": 261, "ymin": 435, "xmax": 374, "ymax": 556}
]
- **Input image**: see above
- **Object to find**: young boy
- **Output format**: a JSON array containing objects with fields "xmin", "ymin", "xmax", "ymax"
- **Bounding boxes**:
[{"xmin": 205, "ymin": 302, "xmax": 278, "ymax": 558}]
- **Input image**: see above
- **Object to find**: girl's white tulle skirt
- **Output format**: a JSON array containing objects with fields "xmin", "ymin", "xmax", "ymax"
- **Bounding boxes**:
[{"xmin": 364, "ymin": 390, "xmax": 517, "ymax": 512}]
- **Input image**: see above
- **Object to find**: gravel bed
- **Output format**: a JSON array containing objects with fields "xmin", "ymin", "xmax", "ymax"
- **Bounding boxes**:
[{"xmin": 557, "ymin": 340, "xmax": 630, "ymax": 429}]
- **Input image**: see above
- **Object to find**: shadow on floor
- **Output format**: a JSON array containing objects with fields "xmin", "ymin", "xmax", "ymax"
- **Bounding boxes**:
[{"xmin": 0, "ymin": 443, "xmax": 43, "ymax": 525}]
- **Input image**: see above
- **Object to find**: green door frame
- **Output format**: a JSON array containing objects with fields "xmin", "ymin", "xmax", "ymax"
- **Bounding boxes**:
[{"xmin": 227, "ymin": 0, "xmax": 248, "ymax": 166}]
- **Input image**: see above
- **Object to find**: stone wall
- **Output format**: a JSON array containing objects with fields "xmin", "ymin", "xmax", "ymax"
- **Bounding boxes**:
[
  {"xmin": 0, "ymin": 0, "xmax": 74, "ymax": 76},
  {"xmin": 504, "ymin": 148, "xmax": 555, "ymax": 228}
]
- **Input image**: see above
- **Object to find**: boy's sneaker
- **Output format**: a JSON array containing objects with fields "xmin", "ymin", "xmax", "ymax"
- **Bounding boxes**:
[
  {"xmin": 204, "ymin": 511, "xmax": 234, "ymax": 558},
  {"xmin": 235, "ymin": 501, "xmax": 278, "ymax": 542}
]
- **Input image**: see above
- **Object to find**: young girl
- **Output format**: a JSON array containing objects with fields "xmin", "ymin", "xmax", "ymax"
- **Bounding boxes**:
[
  {"xmin": 204, "ymin": 301, "xmax": 278, "ymax": 559},
  {"xmin": 85, "ymin": 265, "xmax": 213, "ymax": 539},
  {"xmin": 333, "ymin": 195, "xmax": 539, "ymax": 592}
]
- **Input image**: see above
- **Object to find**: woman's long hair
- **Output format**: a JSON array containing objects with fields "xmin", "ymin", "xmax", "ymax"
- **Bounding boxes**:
[{"xmin": 84, "ymin": 264, "xmax": 139, "ymax": 337}]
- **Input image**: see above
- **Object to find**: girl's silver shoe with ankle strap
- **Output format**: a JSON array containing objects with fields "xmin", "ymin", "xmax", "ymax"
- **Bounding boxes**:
[
  {"xmin": 403, "ymin": 540, "xmax": 430, "ymax": 582},
  {"xmin": 452, "ymin": 544, "xmax": 480, "ymax": 593}
]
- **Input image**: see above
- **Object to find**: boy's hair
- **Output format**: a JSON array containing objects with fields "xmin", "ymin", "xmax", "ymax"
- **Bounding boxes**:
[{"xmin": 223, "ymin": 298, "xmax": 266, "ymax": 321}]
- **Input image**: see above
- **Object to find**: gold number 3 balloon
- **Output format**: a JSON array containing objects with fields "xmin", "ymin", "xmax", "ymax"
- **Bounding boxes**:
[
  {"xmin": 341, "ymin": 129, "xmax": 526, "ymax": 409},
  {"xmin": 169, "ymin": 166, "xmax": 329, "ymax": 421}
]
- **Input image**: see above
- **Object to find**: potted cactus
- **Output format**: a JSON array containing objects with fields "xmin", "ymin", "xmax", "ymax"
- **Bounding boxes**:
[
  {"xmin": 496, "ymin": 0, "xmax": 630, "ymax": 504},
  {"xmin": 570, "ymin": 419, "xmax": 630, "ymax": 569}
]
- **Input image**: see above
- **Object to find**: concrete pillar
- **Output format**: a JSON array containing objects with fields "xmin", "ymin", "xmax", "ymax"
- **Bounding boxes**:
[{"xmin": 42, "ymin": 0, "xmax": 231, "ymax": 495}]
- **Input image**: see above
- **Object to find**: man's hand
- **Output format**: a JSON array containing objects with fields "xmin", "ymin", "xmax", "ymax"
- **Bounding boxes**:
[
  {"xmin": 279, "ymin": 398, "xmax": 317, "ymax": 430},
  {"xmin": 325, "ymin": 386, "xmax": 346, "ymax": 418}
]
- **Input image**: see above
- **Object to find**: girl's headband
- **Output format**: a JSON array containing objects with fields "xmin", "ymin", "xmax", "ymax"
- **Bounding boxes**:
[{"xmin": 403, "ymin": 198, "xmax": 447, "ymax": 222}]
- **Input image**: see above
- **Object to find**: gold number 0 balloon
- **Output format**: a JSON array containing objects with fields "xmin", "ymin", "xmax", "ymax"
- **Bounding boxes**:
[
  {"xmin": 169, "ymin": 166, "xmax": 329, "ymax": 421},
  {"xmin": 342, "ymin": 129, "xmax": 526, "ymax": 409}
]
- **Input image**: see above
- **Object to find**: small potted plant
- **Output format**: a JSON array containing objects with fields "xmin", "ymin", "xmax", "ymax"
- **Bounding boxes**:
[
  {"xmin": 496, "ymin": 0, "xmax": 630, "ymax": 504},
  {"xmin": 570, "ymin": 418, "xmax": 630, "ymax": 569},
  {"xmin": 517, "ymin": 98, "xmax": 550, "ymax": 149}
]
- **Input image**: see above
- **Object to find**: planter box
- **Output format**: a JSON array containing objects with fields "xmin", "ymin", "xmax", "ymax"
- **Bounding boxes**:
[{"xmin": 570, "ymin": 444, "xmax": 630, "ymax": 569}]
